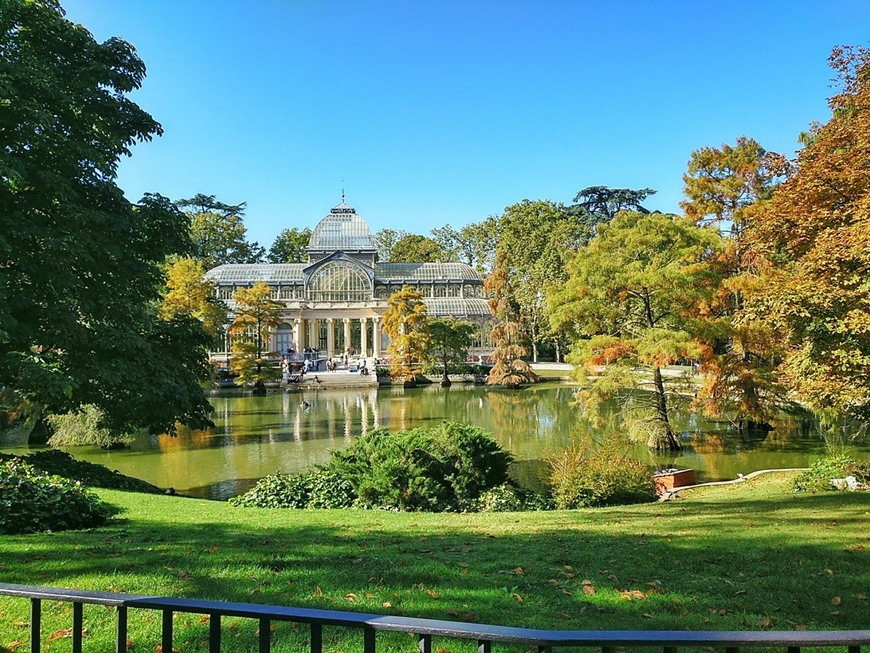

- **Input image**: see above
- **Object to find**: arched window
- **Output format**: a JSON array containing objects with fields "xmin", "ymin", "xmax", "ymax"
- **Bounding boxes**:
[{"xmin": 307, "ymin": 262, "xmax": 371, "ymax": 302}]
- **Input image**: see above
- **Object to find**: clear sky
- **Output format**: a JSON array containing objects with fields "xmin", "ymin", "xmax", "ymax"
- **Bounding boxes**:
[{"xmin": 63, "ymin": 0, "xmax": 869, "ymax": 249}]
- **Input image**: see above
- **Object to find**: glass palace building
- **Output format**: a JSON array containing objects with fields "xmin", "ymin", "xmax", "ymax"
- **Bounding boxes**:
[{"xmin": 206, "ymin": 201, "xmax": 492, "ymax": 359}]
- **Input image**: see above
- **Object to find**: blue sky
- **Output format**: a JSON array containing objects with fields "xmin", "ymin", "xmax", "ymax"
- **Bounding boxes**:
[{"xmin": 63, "ymin": 1, "xmax": 869, "ymax": 249}]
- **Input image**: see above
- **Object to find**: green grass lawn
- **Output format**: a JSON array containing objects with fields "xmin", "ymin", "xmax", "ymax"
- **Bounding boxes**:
[{"xmin": 1, "ymin": 474, "xmax": 868, "ymax": 652}]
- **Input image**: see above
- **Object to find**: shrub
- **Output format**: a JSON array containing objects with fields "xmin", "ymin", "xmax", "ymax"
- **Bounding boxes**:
[
  {"xmin": 46, "ymin": 404, "xmax": 137, "ymax": 449},
  {"xmin": 793, "ymin": 455, "xmax": 868, "ymax": 492},
  {"xmin": 549, "ymin": 445, "xmax": 656, "ymax": 508},
  {"xmin": 232, "ymin": 422, "xmax": 514, "ymax": 512},
  {"xmin": 473, "ymin": 483, "xmax": 554, "ymax": 512},
  {"xmin": 0, "ymin": 459, "xmax": 115, "ymax": 534},
  {"xmin": 329, "ymin": 421, "xmax": 513, "ymax": 511},
  {"xmin": 229, "ymin": 469, "xmax": 356, "ymax": 509}
]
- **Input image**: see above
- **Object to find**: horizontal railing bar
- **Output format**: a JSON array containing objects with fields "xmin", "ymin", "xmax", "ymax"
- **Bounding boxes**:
[{"xmin": 2, "ymin": 583, "xmax": 869, "ymax": 649}]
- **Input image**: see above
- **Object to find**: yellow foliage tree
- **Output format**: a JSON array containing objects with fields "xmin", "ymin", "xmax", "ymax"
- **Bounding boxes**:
[
  {"xmin": 382, "ymin": 285, "xmax": 430, "ymax": 384},
  {"xmin": 159, "ymin": 257, "xmax": 226, "ymax": 338},
  {"xmin": 229, "ymin": 282, "xmax": 283, "ymax": 393}
]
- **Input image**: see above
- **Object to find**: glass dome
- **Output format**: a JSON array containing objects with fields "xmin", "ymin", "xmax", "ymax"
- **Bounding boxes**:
[{"xmin": 308, "ymin": 203, "xmax": 377, "ymax": 251}]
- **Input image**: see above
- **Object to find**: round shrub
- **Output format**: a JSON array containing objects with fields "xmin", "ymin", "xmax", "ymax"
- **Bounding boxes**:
[
  {"xmin": 0, "ymin": 459, "xmax": 115, "ymax": 534},
  {"xmin": 549, "ymin": 446, "xmax": 656, "ymax": 508},
  {"xmin": 229, "ymin": 468, "xmax": 356, "ymax": 509},
  {"xmin": 473, "ymin": 484, "xmax": 553, "ymax": 512}
]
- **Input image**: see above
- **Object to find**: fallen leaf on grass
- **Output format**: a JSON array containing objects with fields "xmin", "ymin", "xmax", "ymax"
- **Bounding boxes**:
[
  {"xmin": 198, "ymin": 616, "xmax": 210, "ymax": 625},
  {"xmin": 48, "ymin": 628, "xmax": 74, "ymax": 641},
  {"xmin": 345, "ymin": 593, "xmax": 357, "ymax": 602},
  {"xmin": 313, "ymin": 586, "xmax": 323, "ymax": 597},
  {"xmin": 619, "ymin": 590, "xmax": 648, "ymax": 601},
  {"xmin": 583, "ymin": 586, "xmax": 596, "ymax": 596},
  {"xmin": 581, "ymin": 579, "xmax": 593, "ymax": 586},
  {"xmin": 642, "ymin": 612, "xmax": 653, "ymax": 619},
  {"xmin": 513, "ymin": 567, "xmax": 524, "ymax": 575},
  {"xmin": 831, "ymin": 596, "xmax": 842, "ymax": 606},
  {"xmin": 445, "ymin": 610, "xmax": 459, "ymax": 617},
  {"xmin": 382, "ymin": 602, "xmax": 392, "ymax": 608},
  {"xmin": 126, "ymin": 638, "xmax": 134, "ymax": 651},
  {"xmin": 426, "ymin": 589, "xmax": 440, "ymax": 599},
  {"xmin": 758, "ymin": 619, "xmax": 772, "ymax": 628},
  {"xmin": 5, "ymin": 641, "xmax": 23, "ymax": 651},
  {"xmin": 512, "ymin": 593, "xmax": 524, "ymax": 603}
]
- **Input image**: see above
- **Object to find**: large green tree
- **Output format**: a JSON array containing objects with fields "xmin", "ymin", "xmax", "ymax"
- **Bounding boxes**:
[
  {"xmin": 568, "ymin": 186, "xmax": 656, "ymax": 229},
  {"xmin": 373, "ymin": 228, "xmax": 409, "ymax": 262},
  {"xmin": 746, "ymin": 46, "xmax": 870, "ymax": 421},
  {"xmin": 495, "ymin": 200, "xmax": 588, "ymax": 362},
  {"xmin": 431, "ymin": 218, "xmax": 500, "ymax": 273},
  {"xmin": 390, "ymin": 234, "xmax": 445, "ymax": 263},
  {"xmin": 552, "ymin": 212, "xmax": 721, "ymax": 450},
  {"xmin": 176, "ymin": 193, "xmax": 264, "ymax": 268},
  {"xmin": 268, "ymin": 227, "xmax": 311, "ymax": 263},
  {"xmin": 0, "ymin": 0, "xmax": 212, "ymax": 435},
  {"xmin": 426, "ymin": 318, "xmax": 477, "ymax": 387}
]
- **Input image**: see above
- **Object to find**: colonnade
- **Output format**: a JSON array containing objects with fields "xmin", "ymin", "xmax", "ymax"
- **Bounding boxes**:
[{"xmin": 289, "ymin": 316, "xmax": 382, "ymax": 358}]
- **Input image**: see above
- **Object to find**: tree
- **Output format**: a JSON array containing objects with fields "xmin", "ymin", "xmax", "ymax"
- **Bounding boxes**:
[
  {"xmin": 176, "ymin": 194, "xmax": 264, "ymax": 268},
  {"xmin": 484, "ymin": 253, "xmax": 538, "ymax": 388},
  {"xmin": 495, "ymin": 200, "xmax": 588, "ymax": 362},
  {"xmin": 745, "ymin": 46, "xmax": 870, "ymax": 421},
  {"xmin": 680, "ymin": 138, "xmax": 790, "ymax": 430},
  {"xmin": 268, "ymin": 227, "xmax": 311, "ymax": 263},
  {"xmin": 431, "ymin": 219, "xmax": 500, "ymax": 273},
  {"xmin": 382, "ymin": 286, "xmax": 430, "ymax": 384},
  {"xmin": 229, "ymin": 282, "xmax": 283, "ymax": 394},
  {"xmin": 160, "ymin": 257, "xmax": 227, "ymax": 339},
  {"xmin": 390, "ymin": 234, "xmax": 445, "ymax": 263},
  {"xmin": 552, "ymin": 212, "xmax": 721, "ymax": 450},
  {"xmin": 568, "ymin": 186, "xmax": 656, "ymax": 230},
  {"xmin": 426, "ymin": 318, "xmax": 477, "ymax": 387},
  {"xmin": 374, "ymin": 228, "xmax": 409, "ymax": 262},
  {"xmin": 0, "ymin": 0, "xmax": 213, "ymax": 436}
]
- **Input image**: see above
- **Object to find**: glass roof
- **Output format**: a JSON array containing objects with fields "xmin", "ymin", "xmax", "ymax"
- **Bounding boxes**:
[
  {"xmin": 424, "ymin": 298, "xmax": 492, "ymax": 317},
  {"xmin": 205, "ymin": 264, "xmax": 304, "ymax": 283},
  {"xmin": 375, "ymin": 262, "xmax": 482, "ymax": 282},
  {"xmin": 308, "ymin": 203, "xmax": 377, "ymax": 251}
]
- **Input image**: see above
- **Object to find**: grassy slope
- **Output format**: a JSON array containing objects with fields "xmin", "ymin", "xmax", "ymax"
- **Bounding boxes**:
[{"xmin": 0, "ymin": 474, "xmax": 868, "ymax": 651}]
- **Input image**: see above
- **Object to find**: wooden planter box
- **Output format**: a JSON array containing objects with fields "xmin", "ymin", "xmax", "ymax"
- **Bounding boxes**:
[{"xmin": 654, "ymin": 468, "xmax": 696, "ymax": 494}]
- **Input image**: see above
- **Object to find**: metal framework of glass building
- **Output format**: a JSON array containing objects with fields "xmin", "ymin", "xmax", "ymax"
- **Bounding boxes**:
[{"xmin": 206, "ymin": 202, "xmax": 492, "ymax": 358}]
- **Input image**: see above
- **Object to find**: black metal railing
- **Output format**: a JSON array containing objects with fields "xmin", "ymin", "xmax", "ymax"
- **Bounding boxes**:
[{"xmin": 1, "ymin": 582, "xmax": 867, "ymax": 653}]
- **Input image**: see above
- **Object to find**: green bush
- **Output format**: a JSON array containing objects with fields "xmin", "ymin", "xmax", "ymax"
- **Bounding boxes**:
[
  {"xmin": 793, "ymin": 455, "xmax": 868, "ymax": 492},
  {"xmin": 473, "ymin": 483, "xmax": 554, "ymax": 512},
  {"xmin": 328, "ymin": 421, "xmax": 513, "ymax": 511},
  {"xmin": 0, "ymin": 459, "xmax": 115, "ymax": 534},
  {"xmin": 232, "ymin": 422, "xmax": 514, "ymax": 512},
  {"xmin": 229, "ymin": 469, "xmax": 356, "ymax": 509},
  {"xmin": 549, "ymin": 445, "xmax": 656, "ymax": 508}
]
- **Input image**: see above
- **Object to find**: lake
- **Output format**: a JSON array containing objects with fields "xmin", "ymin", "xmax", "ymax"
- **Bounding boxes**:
[{"xmin": 3, "ymin": 383, "xmax": 867, "ymax": 500}]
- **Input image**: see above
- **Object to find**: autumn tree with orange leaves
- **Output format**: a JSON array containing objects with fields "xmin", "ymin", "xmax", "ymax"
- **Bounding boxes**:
[
  {"xmin": 681, "ymin": 137, "xmax": 792, "ymax": 431},
  {"xmin": 745, "ymin": 46, "xmax": 870, "ymax": 421}
]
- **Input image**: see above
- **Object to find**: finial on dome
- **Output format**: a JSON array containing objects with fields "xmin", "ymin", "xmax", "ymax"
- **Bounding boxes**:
[{"xmin": 341, "ymin": 187, "xmax": 345, "ymax": 204}]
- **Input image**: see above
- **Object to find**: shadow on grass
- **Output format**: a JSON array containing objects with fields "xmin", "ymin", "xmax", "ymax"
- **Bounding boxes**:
[{"xmin": 0, "ymin": 489, "xmax": 867, "ymax": 638}]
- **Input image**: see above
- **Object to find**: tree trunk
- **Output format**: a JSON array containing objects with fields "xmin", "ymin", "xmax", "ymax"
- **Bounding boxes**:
[{"xmin": 649, "ymin": 366, "xmax": 682, "ymax": 451}]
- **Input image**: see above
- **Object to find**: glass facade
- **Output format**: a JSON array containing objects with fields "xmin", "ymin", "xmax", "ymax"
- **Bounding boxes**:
[{"xmin": 306, "ymin": 261, "xmax": 372, "ymax": 302}]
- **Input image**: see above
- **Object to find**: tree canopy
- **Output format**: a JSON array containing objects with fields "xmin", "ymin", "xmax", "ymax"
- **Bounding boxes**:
[
  {"xmin": 390, "ymin": 234, "xmax": 445, "ymax": 263},
  {"xmin": 268, "ymin": 227, "xmax": 311, "ymax": 263},
  {"xmin": 383, "ymin": 286, "xmax": 430, "ymax": 383},
  {"xmin": 745, "ymin": 46, "xmax": 870, "ymax": 420},
  {"xmin": 0, "ymin": 0, "xmax": 212, "ymax": 434},
  {"xmin": 177, "ymin": 194, "xmax": 264, "ymax": 268},
  {"xmin": 552, "ymin": 212, "xmax": 721, "ymax": 449}
]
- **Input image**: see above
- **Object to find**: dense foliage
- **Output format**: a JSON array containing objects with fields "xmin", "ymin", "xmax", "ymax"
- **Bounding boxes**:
[
  {"xmin": 792, "ymin": 454, "xmax": 870, "ymax": 493},
  {"xmin": 0, "ymin": 459, "xmax": 115, "ymax": 534},
  {"xmin": 232, "ymin": 422, "xmax": 514, "ymax": 512},
  {"xmin": 549, "ymin": 445, "xmax": 656, "ymax": 508},
  {"xmin": 0, "ymin": 0, "xmax": 213, "ymax": 434},
  {"xmin": 46, "ymin": 404, "xmax": 137, "ymax": 449}
]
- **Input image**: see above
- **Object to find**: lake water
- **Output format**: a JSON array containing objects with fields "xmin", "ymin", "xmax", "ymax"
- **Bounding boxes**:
[{"xmin": 4, "ymin": 383, "xmax": 868, "ymax": 500}]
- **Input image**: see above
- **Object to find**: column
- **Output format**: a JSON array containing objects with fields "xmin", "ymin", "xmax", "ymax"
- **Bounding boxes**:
[
  {"xmin": 308, "ymin": 319, "xmax": 316, "ymax": 350},
  {"xmin": 372, "ymin": 317, "xmax": 381, "ymax": 357},
  {"xmin": 292, "ymin": 319, "xmax": 301, "ymax": 352},
  {"xmin": 326, "ymin": 318, "xmax": 335, "ymax": 358},
  {"xmin": 360, "ymin": 318, "xmax": 368, "ymax": 357},
  {"xmin": 343, "ymin": 318, "xmax": 351, "ymax": 355}
]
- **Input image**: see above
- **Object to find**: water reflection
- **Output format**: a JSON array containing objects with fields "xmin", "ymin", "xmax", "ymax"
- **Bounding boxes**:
[{"xmin": 3, "ymin": 384, "xmax": 866, "ymax": 500}]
